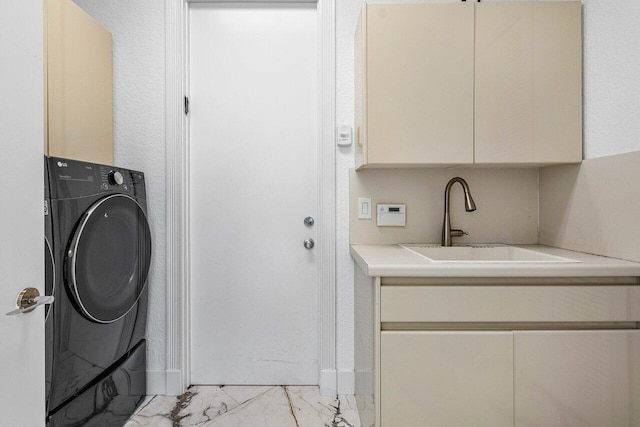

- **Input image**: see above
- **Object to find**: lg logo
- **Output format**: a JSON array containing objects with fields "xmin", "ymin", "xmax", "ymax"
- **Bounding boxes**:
[{"xmin": 57, "ymin": 161, "xmax": 68, "ymax": 167}]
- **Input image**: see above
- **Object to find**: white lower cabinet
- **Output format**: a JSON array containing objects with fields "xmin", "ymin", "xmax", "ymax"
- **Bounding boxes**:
[
  {"xmin": 379, "ymin": 330, "xmax": 640, "ymax": 427},
  {"xmin": 368, "ymin": 280, "xmax": 640, "ymax": 427},
  {"xmin": 381, "ymin": 331, "xmax": 514, "ymax": 427},
  {"xmin": 514, "ymin": 330, "xmax": 640, "ymax": 427}
]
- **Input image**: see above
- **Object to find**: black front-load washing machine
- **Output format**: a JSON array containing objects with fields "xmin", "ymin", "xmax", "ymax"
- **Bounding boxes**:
[
  {"xmin": 46, "ymin": 156, "xmax": 151, "ymax": 426},
  {"xmin": 44, "ymin": 157, "xmax": 55, "ymax": 407}
]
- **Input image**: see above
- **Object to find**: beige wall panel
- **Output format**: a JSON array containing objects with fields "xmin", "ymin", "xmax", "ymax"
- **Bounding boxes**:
[
  {"xmin": 354, "ymin": 6, "xmax": 367, "ymax": 169},
  {"xmin": 350, "ymin": 168, "xmax": 539, "ymax": 245},
  {"xmin": 381, "ymin": 286, "xmax": 640, "ymax": 323},
  {"xmin": 539, "ymin": 151, "xmax": 640, "ymax": 263},
  {"xmin": 381, "ymin": 331, "xmax": 513, "ymax": 427},
  {"xmin": 366, "ymin": 3, "xmax": 474, "ymax": 166},
  {"xmin": 44, "ymin": 0, "xmax": 49, "ymax": 153},
  {"xmin": 514, "ymin": 330, "xmax": 640, "ymax": 426},
  {"xmin": 47, "ymin": 0, "xmax": 113, "ymax": 165},
  {"xmin": 475, "ymin": 2, "xmax": 582, "ymax": 164}
]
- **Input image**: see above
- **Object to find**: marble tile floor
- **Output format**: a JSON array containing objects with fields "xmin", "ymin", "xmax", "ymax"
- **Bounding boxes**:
[{"xmin": 125, "ymin": 385, "xmax": 374, "ymax": 427}]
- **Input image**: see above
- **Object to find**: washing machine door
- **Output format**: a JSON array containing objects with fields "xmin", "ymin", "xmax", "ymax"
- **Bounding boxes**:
[
  {"xmin": 67, "ymin": 194, "xmax": 152, "ymax": 323},
  {"xmin": 44, "ymin": 236, "xmax": 55, "ymax": 321}
]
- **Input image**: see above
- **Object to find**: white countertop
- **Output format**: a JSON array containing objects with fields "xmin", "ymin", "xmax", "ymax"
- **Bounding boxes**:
[{"xmin": 350, "ymin": 244, "xmax": 640, "ymax": 277}]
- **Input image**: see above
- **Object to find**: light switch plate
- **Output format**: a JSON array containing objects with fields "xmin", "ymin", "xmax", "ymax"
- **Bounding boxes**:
[
  {"xmin": 358, "ymin": 198, "xmax": 372, "ymax": 219},
  {"xmin": 377, "ymin": 204, "xmax": 406, "ymax": 227}
]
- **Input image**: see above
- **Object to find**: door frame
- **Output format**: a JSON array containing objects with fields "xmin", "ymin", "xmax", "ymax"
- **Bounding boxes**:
[{"xmin": 164, "ymin": 0, "xmax": 336, "ymax": 395}]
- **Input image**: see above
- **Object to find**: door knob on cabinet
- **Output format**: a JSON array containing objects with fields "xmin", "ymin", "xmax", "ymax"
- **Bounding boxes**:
[
  {"xmin": 6, "ymin": 287, "xmax": 54, "ymax": 316},
  {"xmin": 303, "ymin": 238, "xmax": 315, "ymax": 249},
  {"xmin": 304, "ymin": 216, "xmax": 315, "ymax": 227}
]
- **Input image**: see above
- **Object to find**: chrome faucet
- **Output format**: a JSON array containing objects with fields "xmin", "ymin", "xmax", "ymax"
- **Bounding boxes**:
[{"xmin": 442, "ymin": 177, "xmax": 476, "ymax": 246}]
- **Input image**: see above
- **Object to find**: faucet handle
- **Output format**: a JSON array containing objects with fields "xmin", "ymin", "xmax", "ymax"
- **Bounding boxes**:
[{"xmin": 450, "ymin": 229, "xmax": 468, "ymax": 238}]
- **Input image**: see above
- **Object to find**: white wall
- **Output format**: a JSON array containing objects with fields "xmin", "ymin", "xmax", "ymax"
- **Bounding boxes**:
[
  {"xmin": 582, "ymin": 0, "xmax": 640, "ymax": 159},
  {"xmin": 72, "ymin": 0, "xmax": 167, "ymax": 374},
  {"xmin": 72, "ymin": 0, "xmax": 640, "ymax": 393}
]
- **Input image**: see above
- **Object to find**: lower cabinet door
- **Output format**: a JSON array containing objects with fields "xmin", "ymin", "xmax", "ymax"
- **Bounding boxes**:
[
  {"xmin": 514, "ymin": 330, "xmax": 640, "ymax": 427},
  {"xmin": 381, "ymin": 331, "xmax": 513, "ymax": 427}
]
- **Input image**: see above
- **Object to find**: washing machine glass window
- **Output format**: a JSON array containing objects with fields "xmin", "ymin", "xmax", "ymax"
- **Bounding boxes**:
[{"xmin": 67, "ymin": 194, "xmax": 152, "ymax": 323}]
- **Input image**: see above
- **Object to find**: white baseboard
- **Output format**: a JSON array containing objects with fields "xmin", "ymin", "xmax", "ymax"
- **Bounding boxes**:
[
  {"xmin": 319, "ymin": 369, "xmax": 337, "ymax": 396},
  {"xmin": 148, "ymin": 369, "xmax": 365, "ymax": 396},
  {"xmin": 320, "ymin": 369, "xmax": 365, "ymax": 396},
  {"xmin": 354, "ymin": 370, "xmax": 374, "ymax": 395},
  {"xmin": 146, "ymin": 369, "xmax": 184, "ymax": 395},
  {"xmin": 337, "ymin": 370, "xmax": 355, "ymax": 395}
]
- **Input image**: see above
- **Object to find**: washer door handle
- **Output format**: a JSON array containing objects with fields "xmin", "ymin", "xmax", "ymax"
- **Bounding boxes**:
[{"xmin": 6, "ymin": 287, "xmax": 54, "ymax": 316}]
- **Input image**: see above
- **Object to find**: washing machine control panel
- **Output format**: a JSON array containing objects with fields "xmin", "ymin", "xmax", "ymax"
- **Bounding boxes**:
[
  {"xmin": 48, "ymin": 157, "xmax": 146, "ymax": 199},
  {"xmin": 98, "ymin": 167, "xmax": 145, "ymax": 195}
]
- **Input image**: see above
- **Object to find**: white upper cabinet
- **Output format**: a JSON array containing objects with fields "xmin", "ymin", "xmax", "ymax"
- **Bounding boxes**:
[
  {"xmin": 355, "ymin": 3, "xmax": 475, "ymax": 168},
  {"xmin": 475, "ymin": 2, "xmax": 583, "ymax": 165},
  {"xmin": 355, "ymin": 1, "xmax": 582, "ymax": 169}
]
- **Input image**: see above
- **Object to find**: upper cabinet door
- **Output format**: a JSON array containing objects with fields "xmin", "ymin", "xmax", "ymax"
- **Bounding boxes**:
[
  {"xmin": 358, "ymin": 3, "xmax": 474, "ymax": 168},
  {"xmin": 46, "ymin": 0, "xmax": 114, "ymax": 165},
  {"xmin": 475, "ymin": 2, "xmax": 582, "ymax": 165}
]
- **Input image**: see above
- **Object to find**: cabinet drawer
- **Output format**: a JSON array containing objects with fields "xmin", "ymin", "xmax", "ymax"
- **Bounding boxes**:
[{"xmin": 381, "ymin": 286, "xmax": 640, "ymax": 323}]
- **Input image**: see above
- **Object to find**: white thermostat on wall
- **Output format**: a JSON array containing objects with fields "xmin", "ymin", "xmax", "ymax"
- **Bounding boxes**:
[
  {"xmin": 377, "ymin": 204, "xmax": 406, "ymax": 227},
  {"xmin": 337, "ymin": 125, "xmax": 353, "ymax": 147}
]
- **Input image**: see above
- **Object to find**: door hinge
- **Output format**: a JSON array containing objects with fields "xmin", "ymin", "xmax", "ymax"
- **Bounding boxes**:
[{"xmin": 184, "ymin": 96, "xmax": 189, "ymax": 115}]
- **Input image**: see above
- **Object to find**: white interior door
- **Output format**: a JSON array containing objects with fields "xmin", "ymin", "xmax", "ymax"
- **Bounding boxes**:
[
  {"xmin": 189, "ymin": 3, "xmax": 319, "ymax": 385},
  {"xmin": 0, "ymin": 1, "xmax": 46, "ymax": 424}
]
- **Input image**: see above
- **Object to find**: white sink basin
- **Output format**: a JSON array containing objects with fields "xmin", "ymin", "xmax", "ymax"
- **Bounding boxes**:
[{"xmin": 400, "ymin": 244, "xmax": 581, "ymax": 263}]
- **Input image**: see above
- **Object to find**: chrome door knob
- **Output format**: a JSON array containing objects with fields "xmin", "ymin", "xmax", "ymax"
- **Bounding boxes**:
[
  {"xmin": 303, "ymin": 238, "xmax": 315, "ymax": 249},
  {"xmin": 304, "ymin": 216, "xmax": 315, "ymax": 227},
  {"xmin": 6, "ymin": 287, "xmax": 54, "ymax": 316}
]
